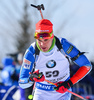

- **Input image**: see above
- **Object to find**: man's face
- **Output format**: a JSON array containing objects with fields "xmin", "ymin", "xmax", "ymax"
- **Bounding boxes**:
[{"xmin": 37, "ymin": 38, "xmax": 53, "ymax": 52}]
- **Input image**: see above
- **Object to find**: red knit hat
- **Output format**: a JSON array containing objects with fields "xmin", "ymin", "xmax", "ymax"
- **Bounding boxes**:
[{"xmin": 35, "ymin": 19, "xmax": 53, "ymax": 33}]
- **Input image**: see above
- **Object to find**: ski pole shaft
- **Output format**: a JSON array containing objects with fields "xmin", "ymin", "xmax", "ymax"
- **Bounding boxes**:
[
  {"xmin": 45, "ymin": 79, "xmax": 58, "ymax": 86},
  {"xmin": 39, "ymin": 10, "xmax": 44, "ymax": 19},
  {"xmin": 44, "ymin": 79, "xmax": 86, "ymax": 100},
  {"xmin": 67, "ymin": 90, "xmax": 86, "ymax": 100}
]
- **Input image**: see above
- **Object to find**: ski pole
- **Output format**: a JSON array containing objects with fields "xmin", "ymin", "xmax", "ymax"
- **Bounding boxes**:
[
  {"xmin": 29, "ymin": 73, "xmax": 86, "ymax": 100},
  {"xmin": 31, "ymin": 4, "xmax": 45, "ymax": 19},
  {"xmin": 44, "ymin": 79, "xmax": 86, "ymax": 100}
]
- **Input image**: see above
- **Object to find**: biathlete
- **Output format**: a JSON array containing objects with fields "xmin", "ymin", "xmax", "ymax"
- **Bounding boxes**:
[{"xmin": 19, "ymin": 19, "xmax": 92, "ymax": 100}]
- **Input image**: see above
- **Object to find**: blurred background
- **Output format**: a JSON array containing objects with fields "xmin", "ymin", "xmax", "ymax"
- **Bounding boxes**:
[{"xmin": 0, "ymin": 0, "xmax": 94, "ymax": 100}]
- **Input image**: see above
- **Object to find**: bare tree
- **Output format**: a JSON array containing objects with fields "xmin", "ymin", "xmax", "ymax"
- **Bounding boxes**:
[{"xmin": 16, "ymin": 0, "xmax": 34, "ymax": 53}]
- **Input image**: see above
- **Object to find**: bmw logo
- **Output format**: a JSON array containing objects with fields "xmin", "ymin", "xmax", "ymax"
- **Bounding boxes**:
[{"xmin": 46, "ymin": 60, "xmax": 56, "ymax": 68}]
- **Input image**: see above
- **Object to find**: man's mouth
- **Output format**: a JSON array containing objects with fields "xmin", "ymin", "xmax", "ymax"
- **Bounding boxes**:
[
  {"xmin": 40, "ymin": 47, "xmax": 47, "ymax": 51},
  {"xmin": 41, "ymin": 47, "xmax": 46, "ymax": 50}
]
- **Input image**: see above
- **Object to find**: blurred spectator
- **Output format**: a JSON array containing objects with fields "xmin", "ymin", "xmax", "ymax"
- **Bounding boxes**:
[
  {"xmin": 0, "ymin": 84, "xmax": 20, "ymax": 100},
  {"xmin": 15, "ymin": 52, "xmax": 23, "ymax": 77},
  {"xmin": 1, "ymin": 53, "xmax": 33, "ymax": 100},
  {"xmin": 17, "ymin": 52, "xmax": 23, "ymax": 65},
  {"xmin": 1, "ymin": 54, "xmax": 26, "ymax": 100},
  {"xmin": 1, "ymin": 57, "xmax": 18, "ymax": 86}
]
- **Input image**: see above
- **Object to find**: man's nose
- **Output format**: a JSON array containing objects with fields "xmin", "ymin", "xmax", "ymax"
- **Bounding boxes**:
[{"xmin": 40, "ymin": 42, "xmax": 44, "ymax": 46}]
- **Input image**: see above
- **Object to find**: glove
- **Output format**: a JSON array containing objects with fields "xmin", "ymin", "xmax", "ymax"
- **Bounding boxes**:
[
  {"xmin": 54, "ymin": 80, "xmax": 73, "ymax": 93},
  {"xmin": 29, "ymin": 70, "xmax": 45, "ymax": 82}
]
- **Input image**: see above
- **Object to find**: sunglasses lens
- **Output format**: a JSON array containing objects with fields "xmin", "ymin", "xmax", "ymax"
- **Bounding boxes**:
[{"xmin": 34, "ymin": 33, "xmax": 51, "ymax": 39}]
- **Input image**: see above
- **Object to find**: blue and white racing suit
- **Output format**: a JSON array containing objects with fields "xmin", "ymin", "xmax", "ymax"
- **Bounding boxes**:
[{"xmin": 19, "ymin": 38, "xmax": 92, "ymax": 100}]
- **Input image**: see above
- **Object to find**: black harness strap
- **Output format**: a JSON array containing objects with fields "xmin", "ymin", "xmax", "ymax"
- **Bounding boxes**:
[
  {"xmin": 71, "ymin": 52, "xmax": 85, "ymax": 61},
  {"xmin": 32, "ymin": 43, "xmax": 40, "ymax": 72},
  {"xmin": 54, "ymin": 36, "xmax": 62, "ymax": 51},
  {"xmin": 35, "ymin": 43, "xmax": 40, "ymax": 56}
]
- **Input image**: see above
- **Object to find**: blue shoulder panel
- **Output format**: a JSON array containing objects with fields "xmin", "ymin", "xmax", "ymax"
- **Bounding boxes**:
[
  {"xmin": 28, "ymin": 44, "xmax": 35, "ymax": 55},
  {"xmin": 61, "ymin": 38, "xmax": 91, "ymax": 67}
]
